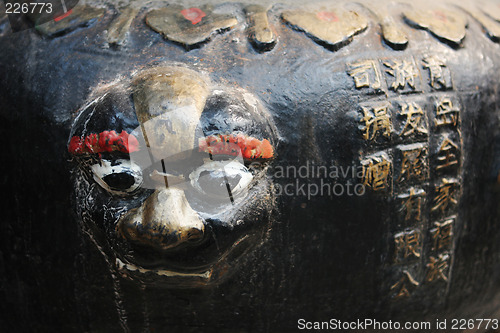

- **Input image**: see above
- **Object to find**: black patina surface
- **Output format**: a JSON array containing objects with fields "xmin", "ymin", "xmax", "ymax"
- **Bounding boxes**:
[{"xmin": 0, "ymin": 1, "xmax": 500, "ymax": 331}]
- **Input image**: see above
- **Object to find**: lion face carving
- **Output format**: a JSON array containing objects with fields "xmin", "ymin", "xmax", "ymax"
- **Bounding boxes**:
[{"xmin": 68, "ymin": 66, "xmax": 277, "ymax": 287}]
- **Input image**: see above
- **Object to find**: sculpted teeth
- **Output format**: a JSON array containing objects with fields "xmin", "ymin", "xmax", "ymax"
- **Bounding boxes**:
[{"xmin": 115, "ymin": 258, "xmax": 211, "ymax": 279}]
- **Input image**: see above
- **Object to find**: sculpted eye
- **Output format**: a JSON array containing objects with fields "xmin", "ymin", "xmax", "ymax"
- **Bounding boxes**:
[
  {"xmin": 189, "ymin": 161, "xmax": 253, "ymax": 198},
  {"xmin": 91, "ymin": 159, "xmax": 143, "ymax": 195}
]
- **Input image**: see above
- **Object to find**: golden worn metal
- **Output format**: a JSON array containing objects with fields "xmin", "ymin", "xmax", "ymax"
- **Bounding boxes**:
[
  {"xmin": 422, "ymin": 55, "xmax": 452, "ymax": 90},
  {"xmin": 425, "ymin": 254, "xmax": 450, "ymax": 282},
  {"xmin": 379, "ymin": 16, "xmax": 409, "ymax": 49},
  {"xmin": 430, "ymin": 218, "xmax": 454, "ymax": 252},
  {"xmin": 398, "ymin": 102, "xmax": 428, "ymax": 137},
  {"xmin": 146, "ymin": 5, "xmax": 238, "ymax": 48},
  {"xmin": 132, "ymin": 66, "xmax": 210, "ymax": 161},
  {"xmin": 359, "ymin": 3, "xmax": 409, "ymax": 49},
  {"xmin": 397, "ymin": 187, "xmax": 425, "ymax": 222},
  {"xmin": 347, "ymin": 60, "xmax": 383, "ymax": 90},
  {"xmin": 435, "ymin": 98, "xmax": 460, "ymax": 127},
  {"xmin": 107, "ymin": 7, "xmax": 139, "ymax": 46},
  {"xmin": 244, "ymin": 5, "xmax": 276, "ymax": 51},
  {"xmin": 117, "ymin": 187, "xmax": 205, "ymax": 251},
  {"xmin": 479, "ymin": 1, "xmax": 500, "ymax": 22},
  {"xmin": 359, "ymin": 103, "xmax": 392, "ymax": 141},
  {"xmin": 394, "ymin": 229, "xmax": 422, "ymax": 263},
  {"xmin": 390, "ymin": 270, "xmax": 420, "ymax": 299},
  {"xmin": 282, "ymin": 7, "xmax": 368, "ymax": 50},
  {"xmin": 33, "ymin": 4, "xmax": 105, "ymax": 36},
  {"xmin": 457, "ymin": 3, "xmax": 500, "ymax": 42},
  {"xmin": 383, "ymin": 59, "xmax": 420, "ymax": 92},
  {"xmin": 403, "ymin": 6, "xmax": 468, "ymax": 47},
  {"xmin": 431, "ymin": 178, "xmax": 459, "ymax": 214},
  {"xmin": 436, "ymin": 137, "xmax": 460, "ymax": 170},
  {"xmin": 361, "ymin": 153, "xmax": 392, "ymax": 191},
  {"xmin": 398, "ymin": 143, "xmax": 429, "ymax": 183}
]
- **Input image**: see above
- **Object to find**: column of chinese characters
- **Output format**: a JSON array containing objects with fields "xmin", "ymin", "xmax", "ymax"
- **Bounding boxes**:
[
  {"xmin": 390, "ymin": 143, "xmax": 429, "ymax": 299},
  {"xmin": 390, "ymin": 93, "xmax": 431, "ymax": 299},
  {"xmin": 426, "ymin": 95, "xmax": 462, "ymax": 287}
]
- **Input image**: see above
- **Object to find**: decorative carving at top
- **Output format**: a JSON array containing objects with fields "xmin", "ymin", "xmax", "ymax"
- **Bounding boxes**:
[
  {"xmin": 244, "ymin": 5, "xmax": 276, "ymax": 52},
  {"xmin": 479, "ymin": 1, "xmax": 500, "ymax": 22},
  {"xmin": 145, "ymin": 5, "xmax": 238, "ymax": 49},
  {"xmin": 23, "ymin": 1, "xmax": 500, "ymax": 51},
  {"xmin": 107, "ymin": 7, "xmax": 139, "ymax": 46},
  {"xmin": 403, "ymin": 7, "xmax": 468, "ymax": 47},
  {"xmin": 281, "ymin": 7, "xmax": 368, "ymax": 50},
  {"xmin": 359, "ymin": 3, "xmax": 409, "ymax": 50},
  {"xmin": 457, "ymin": 3, "xmax": 500, "ymax": 42},
  {"xmin": 31, "ymin": 4, "xmax": 105, "ymax": 37}
]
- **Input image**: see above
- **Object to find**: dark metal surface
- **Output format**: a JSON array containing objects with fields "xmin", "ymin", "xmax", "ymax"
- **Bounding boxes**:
[{"xmin": 0, "ymin": 1, "xmax": 500, "ymax": 331}]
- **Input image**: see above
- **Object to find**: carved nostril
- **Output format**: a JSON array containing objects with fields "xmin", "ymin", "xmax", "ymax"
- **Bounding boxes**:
[{"xmin": 186, "ymin": 227, "xmax": 204, "ymax": 243}]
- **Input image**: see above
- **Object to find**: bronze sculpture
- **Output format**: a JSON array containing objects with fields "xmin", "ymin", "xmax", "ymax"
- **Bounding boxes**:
[{"xmin": 1, "ymin": 0, "xmax": 500, "ymax": 331}]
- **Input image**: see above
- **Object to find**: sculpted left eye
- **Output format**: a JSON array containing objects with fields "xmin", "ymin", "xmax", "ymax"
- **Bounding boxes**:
[{"xmin": 190, "ymin": 160, "xmax": 253, "ymax": 198}]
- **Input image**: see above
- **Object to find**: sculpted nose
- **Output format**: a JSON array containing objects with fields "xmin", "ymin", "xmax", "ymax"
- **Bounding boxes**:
[{"xmin": 117, "ymin": 188, "xmax": 205, "ymax": 251}]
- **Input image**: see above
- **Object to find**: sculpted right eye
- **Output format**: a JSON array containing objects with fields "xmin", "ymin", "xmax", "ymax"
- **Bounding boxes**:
[{"xmin": 91, "ymin": 159, "xmax": 143, "ymax": 195}]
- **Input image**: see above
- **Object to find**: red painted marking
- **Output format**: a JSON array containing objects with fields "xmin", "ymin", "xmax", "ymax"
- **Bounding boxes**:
[
  {"xmin": 199, "ymin": 134, "xmax": 274, "ymax": 160},
  {"xmin": 181, "ymin": 7, "xmax": 206, "ymax": 25},
  {"xmin": 69, "ymin": 130, "xmax": 139, "ymax": 155},
  {"xmin": 316, "ymin": 11, "xmax": 339, "ymax": 23},
  {"xmin": 434, "ymin": 11, "xmax": 447, "ymax": 23},
  {"xmin": 54, "ymin": 9, "xmax": 73, "ymax": 22}
]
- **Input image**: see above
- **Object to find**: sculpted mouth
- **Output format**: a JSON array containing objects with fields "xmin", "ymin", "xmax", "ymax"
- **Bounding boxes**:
[
  {"xmin": 114, "ymin": 235, "xmax": 253, "ymax": 285},
  {"xmin": 115, "ymin": 258, "xmax": 213, "ymax": 279}
]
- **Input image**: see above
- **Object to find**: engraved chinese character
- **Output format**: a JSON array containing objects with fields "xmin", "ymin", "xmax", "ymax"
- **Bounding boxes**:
[
  {"xmin": 426, "ymin": 254, "xmax": 450, "ymax": 282},
  {"xmin": 423, "ymin": 56, "xmax": 451, "ymax": 89},
  {"xmin": 390, "ymin": 270, "xmax": 420, "ymax": 299},
  {"xmin": 348, "ymin": 60, "xmax": 382, "ymax": 90},
  {"xmin": 394, "ymin": 230, "xmax": 422, "ymax": 263},
  {"xmin": 399, "ymin": 102, "xmax": 428, "ymax": 137},
  {"xmin": 398, "ymin": 187, "xmax": 425, "ymax": 222},
  {"xmin": 431, "ymin": 178, "xmax": 458, "ymax": 214},
  {"xmin": 435, "ymin": 98, "xmax": 459, "ymax": 127},
  {"xmin": 430, "ymin": 218, "xmax": 454, "ymax": 251},
  {"xmin": 359, "ymin": 104, "xmax": 392, "ymax": 141},
  {"xmin": 436, "ymin": 137, "xmax": 460, "ymax": 170},
  {"xmin": 384, "ymin": 59, "xmax": 420, "ymax": 92},
  {"xmin": 361, "ymin": 154, "xmax": 392, "ymax": 191},
  {"xmin": 398, "ymin": 143, "xmax": 429, "ymax": 183}
]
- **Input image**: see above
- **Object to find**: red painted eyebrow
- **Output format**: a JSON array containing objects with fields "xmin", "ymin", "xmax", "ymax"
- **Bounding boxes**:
[
  {"xmin": 69, "ymin": 131, "xmax": 274, "ymax": 160},
  {"xmin": 68, "ymin": 130, "xmax": 139, "ymax": 155},
  {"xmin": 198, "ymin": 134, "xmax": 274, "ymax": 160}
]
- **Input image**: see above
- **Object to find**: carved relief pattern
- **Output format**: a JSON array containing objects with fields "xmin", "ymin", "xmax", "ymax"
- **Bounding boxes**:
[
  {"xmin": 145, "ymin": 5, "xmax": 238, "ymax": 49},
  {"xmin": 24, "ymin": 1, "xmax": 500, "ymax": 51}
]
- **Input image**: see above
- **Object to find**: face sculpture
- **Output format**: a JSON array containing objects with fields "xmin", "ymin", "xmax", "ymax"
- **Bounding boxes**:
[{"xmin": 68, "ymin": 66, "xmax": 277, "ymax": 287}]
